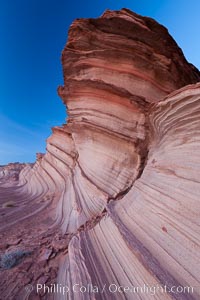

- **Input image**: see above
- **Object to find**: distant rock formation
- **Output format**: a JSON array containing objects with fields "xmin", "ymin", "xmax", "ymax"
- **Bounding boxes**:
[
  {"xmin": 0, "ymin": 8, "xmax": 200, "ymax": 300},
  {"xmin": 0, "ymin": 163, "xmax": 29, "ymax": 184}
]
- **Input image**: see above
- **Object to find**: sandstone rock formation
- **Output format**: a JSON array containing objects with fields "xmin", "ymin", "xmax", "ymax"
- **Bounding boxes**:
[
  {"xmin": 0, "ymin": 8, "xmax": 200, "ymax": 300},
  {"xmin": 0, "ymin": 162, "xmax": 29, "ymax": 185}
]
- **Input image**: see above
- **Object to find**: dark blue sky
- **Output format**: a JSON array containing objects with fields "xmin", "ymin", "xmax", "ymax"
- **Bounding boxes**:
[{"xmin": 1, "ymin": 0, "xmax": 200, "ymax": 164}]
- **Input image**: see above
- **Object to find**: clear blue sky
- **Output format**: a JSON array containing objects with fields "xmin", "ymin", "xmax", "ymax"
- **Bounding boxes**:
[{"xmin": 0, "ymin": 0, "xmax": 200, "ymax": 164}]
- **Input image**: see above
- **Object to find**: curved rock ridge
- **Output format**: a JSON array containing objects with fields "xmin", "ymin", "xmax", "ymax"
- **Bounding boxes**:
[
  {"xmin": 15, "ymin": 9, "xmax": 200, "ymax": 234},
  {"xmin": 0, "ymin": 8, "xmax": 200, "ymax": 300}
]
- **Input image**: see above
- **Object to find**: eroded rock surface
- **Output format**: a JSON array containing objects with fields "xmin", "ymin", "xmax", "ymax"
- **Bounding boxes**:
[{"xmin": 0, "ymin": 8, "xmax": 200, "ymax": 300}]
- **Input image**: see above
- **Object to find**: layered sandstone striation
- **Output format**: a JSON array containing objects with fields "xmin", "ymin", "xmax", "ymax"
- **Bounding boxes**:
[{"xmin": 0, "ymin": 8, "xmax": 200, "ymax": 300}]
